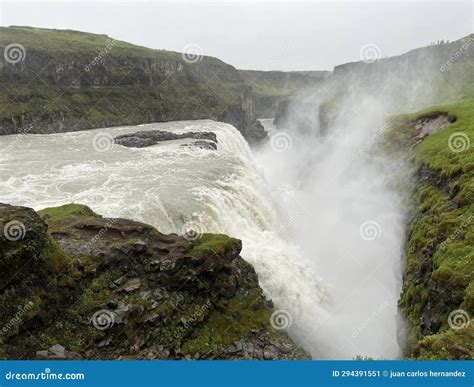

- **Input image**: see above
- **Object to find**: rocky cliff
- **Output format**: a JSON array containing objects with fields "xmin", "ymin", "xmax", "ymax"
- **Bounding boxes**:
[
  {"xmin": 0, "ymin": 203, "xmax": 308, "ymax": 360},
  {"xmin": 273, "ymin": 34, "xmax": 474, "ymax": 133},
  {"xmin": 0, "ymin": 26, "xmax": 266, "ymax": 144},
  {"xmin": 384, "ymin": 99, "xmax": 474, "ymax": 360}
]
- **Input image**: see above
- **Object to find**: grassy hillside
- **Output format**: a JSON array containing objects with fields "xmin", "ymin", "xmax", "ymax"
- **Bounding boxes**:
[
  {"xmin": 0, "ymin": 26, "xmax": 265, "ymax": 142},
  {"xmin": 0, "ymin": 26, "xmax": 177, "ymax": 57}
]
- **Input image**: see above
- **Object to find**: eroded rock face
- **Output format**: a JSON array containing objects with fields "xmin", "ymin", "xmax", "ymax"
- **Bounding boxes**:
[
  {"xmin": 114, "ymin": 130, "xmax": 217, "ymax": 149},
  {"xmin": 0, "ymin": 27, "xmax": 268, "ymax": 145},
  {"xmin": 0, "ymin": 203, "xmax": 308, "ymax": 360},
  {"xmin": 415, "ymin": 114, "xmax": 453, "ymax": 139}
]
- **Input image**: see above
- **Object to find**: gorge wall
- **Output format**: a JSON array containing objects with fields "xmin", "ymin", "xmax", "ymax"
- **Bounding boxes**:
[
  {"xmin": 0, "ymin": 26, "xmax": 266, "ymax": 143},
  {"xmin": 273, "ymin": 34, "xmax": 474, "ymax": 131}
]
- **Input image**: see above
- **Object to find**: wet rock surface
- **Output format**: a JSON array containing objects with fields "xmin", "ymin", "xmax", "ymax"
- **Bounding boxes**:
[{"xmin": 0, "ymin": 203, "xmax": 308, "ymax": 360}]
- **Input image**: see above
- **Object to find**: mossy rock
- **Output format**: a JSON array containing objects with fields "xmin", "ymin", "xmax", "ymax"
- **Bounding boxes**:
[{"xmin": 386, "ymin": 98, "xmax": 474, "ymax": 359}]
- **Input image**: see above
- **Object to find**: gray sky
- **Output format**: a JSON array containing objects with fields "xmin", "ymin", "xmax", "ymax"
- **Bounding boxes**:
[{"xmin": 0, "ymin": 0, "xmax": 472, "ymax": 71}]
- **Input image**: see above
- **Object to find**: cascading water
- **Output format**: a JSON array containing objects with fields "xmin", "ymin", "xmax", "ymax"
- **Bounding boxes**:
[
  {"xmin": 257, "ymin": 94, "xmax": 407, "ymax": 359},
  {"xmin": 0, "ymin": 110, "xmax": 406, "ymax": 359}
]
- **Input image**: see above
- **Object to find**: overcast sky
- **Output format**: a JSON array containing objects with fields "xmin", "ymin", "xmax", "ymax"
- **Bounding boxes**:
[{"xmin": 0, "ymin": 1, "xmax": 472, "ymax": 71}]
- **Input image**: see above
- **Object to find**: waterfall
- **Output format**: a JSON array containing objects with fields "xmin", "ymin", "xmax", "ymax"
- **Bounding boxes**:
[{"xmin": 0, "ymin": 112, "xmax": 406, "ymax": 359}]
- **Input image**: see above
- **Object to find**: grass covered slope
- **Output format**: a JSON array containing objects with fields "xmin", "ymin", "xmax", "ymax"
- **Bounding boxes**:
[
  {"xmin": 0, "ymin": 203, "xmax": 307, "ymax": 360},
  {"xmin": 386, "ymin": 97, "xmax": 474, "ymax": 359},
  {"xmin": 0, "ymin": 26, "xmax": 266, "ymax": 142}
]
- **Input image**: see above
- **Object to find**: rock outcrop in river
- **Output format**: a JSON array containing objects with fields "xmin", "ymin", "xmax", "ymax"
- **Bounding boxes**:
[{"xmin": 0, "ymin": 203, "xmax": 308, "ymax": 360}]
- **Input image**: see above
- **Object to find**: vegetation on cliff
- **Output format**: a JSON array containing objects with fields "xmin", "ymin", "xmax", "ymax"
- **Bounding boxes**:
[
  {"xmin": 0, "ymin": 203, "xmax": 307, "ymax": 360},
  {"xmin": 385, "ymin": 96, "xmax": 474, "ymax": 360},
  {"xmin": 0, "ymin": 26, "xmax": 266, "ymax": 143}
]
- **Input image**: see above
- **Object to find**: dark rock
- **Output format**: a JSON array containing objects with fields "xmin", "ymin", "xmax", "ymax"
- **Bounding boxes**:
[
  {"xmin": 219, "ymin": 87, "xmax": 268, "ymax": 144},
  {"xmin": 114, "ymin": 130, "xmax": 217, "ymax": 149},
  {"xmin": 132, "ymin": 240, "xmax": 147, "ymax": 252},
  {"xmin": 0, "ymin": 203, "xmax": 308, "ymax": 360},
  {"xmin": 107, "ymin": 300, "xmax": 119, "ymax": 309}
]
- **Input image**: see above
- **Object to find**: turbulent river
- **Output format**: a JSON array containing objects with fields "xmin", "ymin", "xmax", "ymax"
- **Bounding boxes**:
[{"xmin": 0, "ymin": 116, "xmax": 406, "ymax": 359}]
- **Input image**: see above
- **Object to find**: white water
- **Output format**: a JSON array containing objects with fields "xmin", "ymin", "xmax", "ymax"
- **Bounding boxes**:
[
  {"xmin": 0, "ymin": 114, "xmax": 405, "ymax": 359},
  {"xmin": 257, "ymin": 97, "xmax": 406, "ymax": 359}
]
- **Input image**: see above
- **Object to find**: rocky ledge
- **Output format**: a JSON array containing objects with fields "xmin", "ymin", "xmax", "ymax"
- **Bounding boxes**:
[
  {"xmin": 115, "ymin": 130, "xmax": 218, "ymax": 150},
  {"xmin": 0, "ymin": 203, "xmax": 308, "ymax": 360}
]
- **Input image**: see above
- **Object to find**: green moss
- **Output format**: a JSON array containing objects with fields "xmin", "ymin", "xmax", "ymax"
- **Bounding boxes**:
[
  {"xmin": 42, "ymin": 237, "xmax": 72, "ymax": 273},
  {"xmin": 191, "ymin": 233, "xmax": 241, "ymax": 255},
  {"xmin": 181, "ymin": 289, "xmax": 284, "ymax": 355},
  {"xmin": 72, "ymin": 270, "xmax": 118, "ymax": 314}
]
